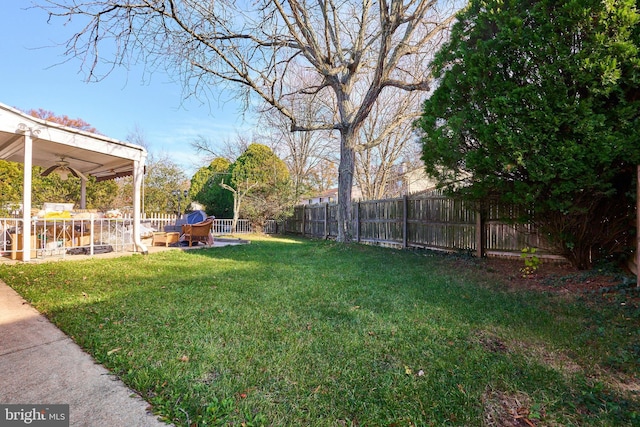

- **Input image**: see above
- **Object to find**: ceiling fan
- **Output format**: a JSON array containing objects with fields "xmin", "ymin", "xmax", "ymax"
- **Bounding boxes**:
[{"xmin": 40, "ymin": 157, "xmax": 88, "ymax": 180}]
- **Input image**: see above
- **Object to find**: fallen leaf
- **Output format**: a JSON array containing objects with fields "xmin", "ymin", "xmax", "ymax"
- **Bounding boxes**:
[
  {"xmin": 457, "ymin": 384, "xmax": 466, "ymax": 395},
  {"xmin": 404, "ymin": 365, "xmax": 413, "ymax": 375},
  {"xmin": 180, "ymin": 355, "xmax": 190, "ymax": 362},
  {"xmin": 107, "ymin": 347, "xmax": 121, "ymax": 356}
]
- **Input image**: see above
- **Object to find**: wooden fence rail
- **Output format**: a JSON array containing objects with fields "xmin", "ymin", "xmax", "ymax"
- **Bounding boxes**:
[{"xmin": 284, "ymin": 195, "xmax": 559, "ymax": 258}]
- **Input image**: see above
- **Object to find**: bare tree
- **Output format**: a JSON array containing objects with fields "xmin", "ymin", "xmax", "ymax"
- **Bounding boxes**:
[
  {"xmin": 255, "ymin": 97, "xmax": 338, "ymax": 200},
  {"xmin": 219, "ymin": 179, "xmax": 258, "ymax": 233},
  {"xmin": 42, "ymin": 0, "xmax": 462, "ymax": 241},
  {"xmin": 306, "ymin": 159, "xmax": 338, "ymax": 193},
  {"xmin": 126, "ymin": 124, "xmax": 150, "ymax": 150},
  {"xmin": 191, "ymin": 133, "xmax": 250, "ymax": 164},
  {"xmin": 354, "ymin": 89, "xmax": 423, "ymax": 200}
]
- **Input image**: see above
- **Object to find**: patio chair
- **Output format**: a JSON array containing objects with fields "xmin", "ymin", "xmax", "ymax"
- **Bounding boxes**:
[
  {"xmin": 181, "ymin": 218, "xmax": 214, "ymax": 247},
  {"xmin": 164, "ymin": 210, "xmax": 208, "ymax": 233}
]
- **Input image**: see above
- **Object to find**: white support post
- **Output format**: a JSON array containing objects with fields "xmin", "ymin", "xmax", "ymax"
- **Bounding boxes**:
[
  {"xmin": 132, "ymin": 158, "xmax": 148, "ymax": 254},
  {"xmin": 21, "ymin": 131, "xmax": 33, "ymax": 262}
]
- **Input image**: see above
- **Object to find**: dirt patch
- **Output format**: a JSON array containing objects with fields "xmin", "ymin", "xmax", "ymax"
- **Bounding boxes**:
[
  {"xmin": 458, "ymin": 256, "xmax": 638, "ymax": 301},
  {"xmin": 472, "ymin": 328, "xmax": 584, "ymax": 380},
  {"xmin": 473, "ymin": 330, "xmax": 510, "ymax": 354},
  {"xmin": 482, "ymin": 388, "xmax": 543, "ymax": 427},
  {"xmin": 514, "ymin": 340, "xmax": 583, "ymax": 377}
]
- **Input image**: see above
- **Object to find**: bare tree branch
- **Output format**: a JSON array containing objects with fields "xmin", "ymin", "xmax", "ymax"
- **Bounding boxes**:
[{"xmin": 40, "ymin": 0, "xmax": 464, "ymax": 241}]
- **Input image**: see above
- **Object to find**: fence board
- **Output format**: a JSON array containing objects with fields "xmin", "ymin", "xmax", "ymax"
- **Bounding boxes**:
[{"xmin": 284, "ymin": 195, "xmax": 558, "ymax": 258}]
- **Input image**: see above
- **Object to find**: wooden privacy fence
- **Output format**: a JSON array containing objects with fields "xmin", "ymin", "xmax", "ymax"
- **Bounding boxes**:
[{"xmin": 284, "ymin": 194, "xmax": 559, "ymax": 258}]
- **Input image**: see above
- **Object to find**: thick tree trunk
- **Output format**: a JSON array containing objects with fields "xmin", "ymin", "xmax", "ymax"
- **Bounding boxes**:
[{"xmin": 336, "ymin": 132, "xmax": 356, "ymax": 242}]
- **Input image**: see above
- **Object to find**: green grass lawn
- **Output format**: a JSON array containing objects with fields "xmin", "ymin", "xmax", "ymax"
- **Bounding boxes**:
[{"xmin": 0, "ymin": 235, "xmax": 638, "ymax": 426}]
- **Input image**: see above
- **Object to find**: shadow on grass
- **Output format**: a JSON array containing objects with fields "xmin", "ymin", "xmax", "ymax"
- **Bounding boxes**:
[{"xmin": 1, "ymin": 235, "xmax": 638, "ymax": 426}]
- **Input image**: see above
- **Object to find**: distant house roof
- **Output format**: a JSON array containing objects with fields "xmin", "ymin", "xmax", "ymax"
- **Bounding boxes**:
[
  {"xmin": 316, "ymin": 188, "xmax": 338, "ymax": 199},
  {"xmin": 300, "ymin": 188, "xmax": 338, "ymax": 205}
]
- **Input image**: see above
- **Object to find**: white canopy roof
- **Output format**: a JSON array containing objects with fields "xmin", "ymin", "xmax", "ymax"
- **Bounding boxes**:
[
  {"xmin": 0, "ymin": 103, "xmax": 146, "ymax": 181},
  {"xmin": 0, "ymin": 101, "xmax": 148, "ymax": 260}
]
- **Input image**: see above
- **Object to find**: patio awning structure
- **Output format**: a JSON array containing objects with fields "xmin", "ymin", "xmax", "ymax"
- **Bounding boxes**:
[{"xmin": 0, "ymin": 102, "xmax": 148, "ymax": 261}]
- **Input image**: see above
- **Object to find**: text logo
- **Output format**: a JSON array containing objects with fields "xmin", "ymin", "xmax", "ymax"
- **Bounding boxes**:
[{"xmin": 0, "ymin": 405, "xmax": 69, "ymax": 427}]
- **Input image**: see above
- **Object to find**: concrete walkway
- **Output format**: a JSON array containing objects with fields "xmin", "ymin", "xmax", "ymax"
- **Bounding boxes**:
[{"xmin": 0, "ymin": 281, "xmax": 172, "ymax": 427}]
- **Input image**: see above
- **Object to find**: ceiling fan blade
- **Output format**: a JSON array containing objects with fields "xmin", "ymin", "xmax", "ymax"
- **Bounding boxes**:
[
  {"xmin": 41, "ymin": 165, "xmax": 58, "ymax": 177},
  {"xmin": 69, "ymin": 167, "xmax": 88, "ymax": 181}
]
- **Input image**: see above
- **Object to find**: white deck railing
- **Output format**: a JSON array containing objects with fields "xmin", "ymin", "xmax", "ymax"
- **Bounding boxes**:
[
  {"xmin": 1, "ymin": 214, "xmax": 262, "ymax": 260},
  {"xmin": 0, "ymin": 216, "xmax": 136, "ymax": 260},
  {"xmin": 139, "ymin": 214, "xmax": 254, "ymax": 235}
]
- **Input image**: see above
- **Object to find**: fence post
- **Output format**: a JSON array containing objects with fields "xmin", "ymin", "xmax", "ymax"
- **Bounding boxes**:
[
  {"xmin": 301, "ymin": 204, "xmax": 306, "ymax": 237},
  {"xmin": 475, "ymin": 209, "xmax": 484, "ymax": 258},
  {"xmin": 402, "ymin": 195, "xmax": 408, "ymax": 249},
  {"xmin": 324, "ymin": 203, "xmax": 329, "ymax": 240},
  {"xmin": 355, "ymin": 201, "xmax": 360, "ymax": 243}
]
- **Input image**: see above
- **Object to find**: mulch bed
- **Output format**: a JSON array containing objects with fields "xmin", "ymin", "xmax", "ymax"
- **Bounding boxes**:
[{"xmin": 452, "ymin": 255, "xmax": 639, "ymax": 303}]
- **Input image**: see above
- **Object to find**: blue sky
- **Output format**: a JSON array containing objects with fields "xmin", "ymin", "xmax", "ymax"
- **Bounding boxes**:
[{"xmin": 0, "ymin": 3, "xmax": 254, "ymax": 176}]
